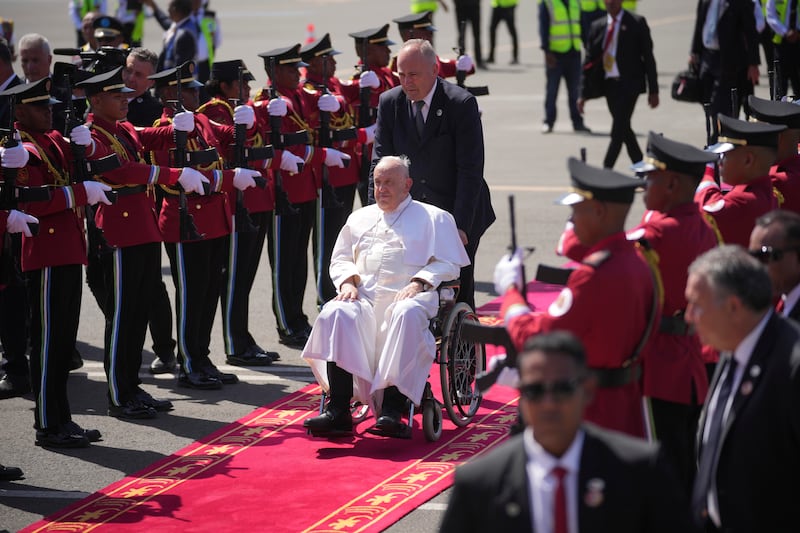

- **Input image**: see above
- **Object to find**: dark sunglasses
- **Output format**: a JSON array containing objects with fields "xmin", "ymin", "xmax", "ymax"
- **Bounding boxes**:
[
  {"xmin": 748, "ymin": 246, "xmax": 800, "ymax": 264},
  {"xmin": 519, "ymin": 378, "xmax": 582, "ymax": 403}
]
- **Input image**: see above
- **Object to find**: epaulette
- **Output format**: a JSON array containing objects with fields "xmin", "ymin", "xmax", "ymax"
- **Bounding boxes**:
[
  {"xmin": 253, "ymin": 87, "xmax": 268, "ymax": 102},
  {"xmin": 302, "ymin": 86, "xmax": 317, "ymax": 95},
  {"xmin": 582, "ymin": 249, "xmax": 610, "ymax": 268}
]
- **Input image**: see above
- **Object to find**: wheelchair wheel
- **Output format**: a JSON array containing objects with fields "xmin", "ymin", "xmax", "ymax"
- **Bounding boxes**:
[
  {"xmin": 440, "ymin": 302, "xmax": 484, "ymax": 427},
  {"xmin": 422, "ymin": 399, "xmax": 442, "ymax": 442},
  {"xmin": 351, "ymin": 401, "xmax": 370, "ymax": 423}
]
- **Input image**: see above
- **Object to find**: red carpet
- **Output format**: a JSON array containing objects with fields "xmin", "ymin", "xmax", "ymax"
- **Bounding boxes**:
[{"xmin": 21, "ymin": 370, "xmax": 518, "ymax": 533}]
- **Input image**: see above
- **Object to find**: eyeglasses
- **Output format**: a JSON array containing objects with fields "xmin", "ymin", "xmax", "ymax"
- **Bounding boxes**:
[
  {"xmin": 748, "ymin": 246, "xmax": 800, "ymax": 264},
  {"xmin": 518, "ymin": 378, "xmax": 582, "ymax": 403}
]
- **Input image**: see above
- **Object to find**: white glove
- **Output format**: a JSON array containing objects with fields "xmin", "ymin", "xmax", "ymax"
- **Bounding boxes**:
[
  {"xmin": 324, "ymin": 148, "xmax": 350, "ymax": 168},
  {"xmin": 456, "ymin": 54, "xmax": 474, "ymax": 72},
  {"xmin": 359, "ymin": 70, "xmax": 380, "ymax": 89},
  {"xmin": 233, "ymin": 105, "xmax": 255, "ymax": 129},
  {"xmin": 317, "ymin": 93, "xmax": 340, "ymax": 113},
  {"xmin": 6, "ymin": 210, "xmax": 38, "ymax": 237},
  {"xmin": 83, "ymin": 181, "xmax": 113, "ymax": 206},
  {"xmin": 362, "ymin": 123, "xmax": 377, "ymax": 144},
  {"xmin": 233, "ymin": 167, "xmax": 258, "ymax": 191},
  {"xmin": 267, "ymin": 98, "xmax": 287, "ymax": 117},
  {"xmin": 69, "ymin": 124, "xmax": 93, "ymax": 147},
  {"xmin": 280, "ymin": 150, "xmax": 304, "ymax": 174},
  {"xmin": 178, "ymin": 167, "xmax": 209, "ymax": 195},
  {"xmin": 172, "ymin": 111, "xmax": 195, "ymax": 132},
  {"xmin": 493, "ymin": 248, "xmax": 524, "ymax": 295},
  {"xmin": 0, "ymin": 141, "xmax": 29, "ymax": 169}
]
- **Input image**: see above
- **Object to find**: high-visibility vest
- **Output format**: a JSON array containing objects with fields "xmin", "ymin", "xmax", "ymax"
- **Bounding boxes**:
[
  {"xmin": 80, "ymin": 0, "xmax": 103, "ymax": 18},
  {"xmin": 199, "ymin": 13, "xmax": 216, "ymax": 65},
  {"xmin": 411, "ymin": 0, "xmax": 439, "ymax": 13},
  {"xmin": 622, "ymin": 0, "xmax": 637, "ymax": 12},
  {"xmin": 131, "ymin": 10, "xmax": 144, "ymax": 44},
  {"xmin": 492, "ymin": 0, "xmax": 519, "ymax": 7},
  {"xmin": 771, "ymin": 0, "xmax": 796, "ymax": 44},
  {"xmin": 580, "ymin": 0, "xmax": 604, "ymax": 12},
  {"xmin": 543, "ymin": 0, "xmax": 582, "ymax": 53}
]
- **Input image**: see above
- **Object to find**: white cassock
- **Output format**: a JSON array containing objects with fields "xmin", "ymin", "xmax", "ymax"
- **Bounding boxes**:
[{"xmin": 302, "ymin": 195, "xmax": 470, "ymax": 411}]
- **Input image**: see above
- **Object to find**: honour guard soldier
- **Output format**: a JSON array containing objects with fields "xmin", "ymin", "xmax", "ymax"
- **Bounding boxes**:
[
  {"xmin": 149, "ymin": 61, "xmax": 260, "ymax": 386},
  {"xmin": 698, "ymin": 115, "xmax": 785, "ymax": 246},
  {"xmin": 494, "ymin": 159, "xmax": 658, "ymax": 438},
  {"xmin": 1, "ymin": 79, "xmax": 109, "ymax": 447},
  {"xmin": 76, "ymin": 66, "xmax": 209, "ymax": 417},
  {"xmin": 390, "ymin": 12, "xmax": 476, "ymax": 79},
  {"xmin": 747, "ymin": 95, "xmax": 800, "ymax": 215}
]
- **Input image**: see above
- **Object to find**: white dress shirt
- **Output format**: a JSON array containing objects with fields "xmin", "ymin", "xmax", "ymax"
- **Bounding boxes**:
[
  {"xmin": 604, "ymin": 10, "xmax": 623, "ymax": 79},
  {"xmin": 524, "ymin": 427, "xmax": 585, "ymax": 533}
]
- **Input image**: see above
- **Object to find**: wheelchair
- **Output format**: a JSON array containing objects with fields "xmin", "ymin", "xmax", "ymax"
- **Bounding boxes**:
[{"xmin": 315, "ymin": 280, "xmax": 486, "ymax": 442}]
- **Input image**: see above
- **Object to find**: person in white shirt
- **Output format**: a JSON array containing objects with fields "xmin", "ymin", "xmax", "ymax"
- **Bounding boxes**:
[
  {"xmin": 441, "ymin": 330, "xmax": 690, "ymax": 533},
  {"xmin": 302, "ymin": 155, "xmax": 469, "ymax": 438}
]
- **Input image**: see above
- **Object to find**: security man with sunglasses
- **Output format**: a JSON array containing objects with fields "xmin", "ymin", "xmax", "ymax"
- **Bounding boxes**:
[
  {"xmin": 441, "ymin": 330, "xmax": 690, "ymax": 533},
  {"xmin": 750, "ymin": 209, "xmax": 800, "ymax": 318}
]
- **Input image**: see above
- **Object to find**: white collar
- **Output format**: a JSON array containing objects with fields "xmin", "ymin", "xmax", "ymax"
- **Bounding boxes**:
[
  {"xmin": 523, "ymin": 426, "xmax": 585, "ymax": 475},
  {"xmin": 413, "ymin": 79, "xmax": 438, "ymax": 111}
]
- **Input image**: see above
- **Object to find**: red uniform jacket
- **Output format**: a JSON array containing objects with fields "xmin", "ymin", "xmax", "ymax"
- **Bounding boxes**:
[
  {"xmin": 151, "ymin": 110, "xmax": 237, "ymax": 242},
  {"xmin": 17, "ymin": 128, "xmax": 90, "ymax": 271},
  {"xmin": 694, "ymin": 172, "xmax": 777, "ymax": 247},
  {"xmin": 771, "ymin": 155, "xmax": 800, "ymax": 215},
  {"xmin": 501, "ymin": 232, "xmax": 657, "ymax": 438},
  {"xmin": 86, "ymin": 114, "xmax": 181, "ymax": 248},
  {"xmin": 628, "ymin": 205, "xmax": 718, "ymax": 405}
]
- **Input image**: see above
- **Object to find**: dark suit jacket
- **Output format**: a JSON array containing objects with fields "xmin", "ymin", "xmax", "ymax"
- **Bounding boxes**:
[
  {"xmin": 371, "ymin": 79, "xmax": 495, "ymax": 243},
  {"xmin": 0, "ymin": 74, "xmax": 22, "ymax": 128},
  {"xmin": 127, "ymin": 90, "xmax": 164, "ymax": 128},
  {"xmin": 691, "ymin": 0, "xmax": 759, "ymax": 86},
  {"xmin": 581, "ymin": 10, "xmax": 658, "ymax": 100},
  {"xmin": 440, "ymin": 423, "xmax": 690, "ymax": 533},
  {"xmin": 692, "ymin": 312, "xmax": 800, "ymax": 532},
  {"xmin": 157, "ymin": 17, "xmax": 197, "ymax": 71}
]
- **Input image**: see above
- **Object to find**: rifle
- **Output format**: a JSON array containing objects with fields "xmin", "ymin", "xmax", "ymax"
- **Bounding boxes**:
[
  {"xmin": 774, "ymin": 58, "xmax": 782, "ymax": 101},
  {"xmin": 453, "ymin": 20, "xmax": 489, "ymax": 97},
  {"xmin": 356, "ymin": 38, "xmax": 373, "ymax": 206},
  {"xmin": 703, "ymin": 102, "xmax": 721, "ymax": 187},
  {"xmin": 731, "ymin": 87, "xmax": 739, "ymax": 120},
  {"xmin": 317, "ymin": 55, "xmax": 356, "ymax": 209},
  {"xmin": 267, "ymin": 56, "xmax": 306, "ymax": 217},
  {"xmin": 580, "ymin": 147, "xmax": 587, "ymax": 163},
  {"xmin": 230, "ymin": 65, "xmax": 270, "ymax": 233},
  {"xmin": 171, "ymin": 64, "xmax": 208, "ymax": 242}
]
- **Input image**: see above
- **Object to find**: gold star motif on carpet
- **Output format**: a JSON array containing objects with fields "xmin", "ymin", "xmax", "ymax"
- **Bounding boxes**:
[
  {"xmin": 330, "ymin": 516, "xmax": 361, "ymax": 530},
  {"xmin": 121, "ymin": 487, "xmax": 151, "ymax": 497},
  {"xmin": 76, "ymin": 509, "xmax": 108, "ymax": 521}
]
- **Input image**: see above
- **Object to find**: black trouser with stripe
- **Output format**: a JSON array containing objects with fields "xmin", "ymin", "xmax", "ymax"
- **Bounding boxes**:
[
  {"xmin": 269, "ymin": 200, "xmax": 314, "ymax": 336},
  {"xmin": 166, "ymin": 237, "xmax": 225, "ymax": 373},
  {"xmin": 102, "ymin": 242, "xmax": 161, "ymax": 407},
  {"xmin": 314, "ymin": 184, "xmax": 356, "ymax": 306},
  {"xmin": 28, "ymin": 264, "xmax": 82, "ymax": 431},
  {"xmin": 221, "ymin": 211, "xmax": 271, "ymax": 356}
]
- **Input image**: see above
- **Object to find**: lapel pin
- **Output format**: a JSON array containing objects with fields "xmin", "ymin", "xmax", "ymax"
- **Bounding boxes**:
[
  {"xmin": 436, "ymin": 108, "xmax": 443, "ymax": 117},
  {"xmin": 505, "ymin": 502, "xmax": 521, "ymax": 517},
  {"xmin": 749, "ymin": 365, "xmax": 761, "ymax": 378},
  {"xmin": 740, "ymin": 380, "xmax": 753, "ymax": 396},
  {"xmin": 584, "ymin": 478, "xmax": 605, "ymax": 508}
]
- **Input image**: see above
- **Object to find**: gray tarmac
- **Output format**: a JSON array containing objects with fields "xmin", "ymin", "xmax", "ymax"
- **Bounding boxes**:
[{"xmin": 0, "ymin": 1, "xmax": 769, "ymax": 531}]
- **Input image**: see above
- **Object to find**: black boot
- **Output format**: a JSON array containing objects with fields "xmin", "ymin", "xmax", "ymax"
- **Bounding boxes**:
[
  {"xmin": 303, "ymin": 363, "xmax": 353, "ymax": 436},
  {"xmin": 375, "ymin": 386, "xmax": 408, "ymax": 437}
]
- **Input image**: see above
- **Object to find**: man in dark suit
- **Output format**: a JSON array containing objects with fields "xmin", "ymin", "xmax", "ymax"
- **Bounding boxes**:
[
  {"xmin": 155, "ymin": 0, "xmax": 197, "ymax": 71},
  {"xmin": 371, "ymin": 38, "xmax": 495, "ymax": 308},
  {"xmin": 440, "ymin": 331, "xmax": 690, "ymax": 533},
  {"xmin": 690, "ymin": 0, "xmax": 760, "ymax": 123},
  {"xmin": 578, "ymin": 0, "xmax": 658, "ymax": 170},
  {"xmin": 0, "ymin": 38, "xmax": 21, "ymax": 127},
  {"xmin": 749, "ymin": 209, "xmax": 800, "ymax": 318},
  {"xmin": 686, "ymin": 245, "xmax": 800, "ymax": 532}
]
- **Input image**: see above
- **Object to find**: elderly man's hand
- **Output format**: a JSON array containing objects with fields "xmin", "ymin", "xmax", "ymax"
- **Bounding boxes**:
[
  {"xmin": 335, "ymin": 281, "xmax": 359, "ymax": 301},
  {"xmin": 395, "ymin": 280, "xmax": 424, "ymax": 302}
]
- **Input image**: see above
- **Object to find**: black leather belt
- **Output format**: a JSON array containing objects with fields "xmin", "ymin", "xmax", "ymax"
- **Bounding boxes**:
[
  {"xmin": 113, "ymin": 185, "xmax": 147, "ymax": 197},
  {"xmin": 659, "ymin": 315, "xmax": 693, "ymax": 336},
  {"xmin": 591, "ymin": 364, "xmax": 642, "ymax": 388}
]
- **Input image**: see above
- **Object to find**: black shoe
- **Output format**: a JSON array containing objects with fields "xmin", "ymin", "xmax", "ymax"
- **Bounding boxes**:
[
  {"xmin": 177, "ymin": 370, "xmax": 223, "ymax": 390},
  {"xmin": 149, "ymin": 355, "xmax": 177, "ymax": 375},
  {"xmin": 63, "ymin": 420, "xmax": 102, "ymax": 442},
  {"xmin": 108, "ymin": 399, "xmax": 158, "ymax": 420},
  {"xmin": 303, "ymin": 405, "xmax": 353, "ymax": 436},
  {"xmin": 35, "ymin": 429, "xmax": 89, "ymax": 449},
  {"xmin": 226, "ymin": 346, "xmax": 274, "ymax": 367},
  {"xmin": 485, "ymin": 56, "xmax": 495, "ymax": 64},
  {"xmin": 201, "ymin": 365, "xmax": 239, "ymax": 384},
  {"xmin": 278, "ymin": 331, "xmax": 309, "ymax": 348},
  {"xmin": 510, "ymin": 58, "xmax": 519, "ymax": 65},
  {"xmin": 252, "ymin": 344, "xmax": 280, "ymax": 361},
  {"xmin": 574, "ymin": 124, "xmax": 592, "ymax": 134},
  {"xmin": 476, "ymin": 62, "xmax": 488, "ymax": 70},
  {"xmin": 70, "ymin": 348, "xmax": 84, "ymax": 371},
  {"xmin": 374, "ymin": 410, "xmax": 407, "ymax": 438},
  {"xmin": 0, "ymin": 464, "xmax": 24, "ymax": 481},
  {"xmin": 0, "ymin": 374, "xmax": 31, "ymax": 399},
  {"xmin": 135, "ymin": 388, "xmax": 173, "ymax": 412}
]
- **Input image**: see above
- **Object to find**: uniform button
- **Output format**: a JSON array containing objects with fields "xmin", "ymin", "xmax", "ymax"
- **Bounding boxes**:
[
  {"xmin": 195, "ymin": 204, "xmax": 202, "ymax": 210},
  {"xmin": 420, "ymin": 179, "xmax": 427, "ymax": 184},
  {"xmin": 48, "ymin": 228, "xmax": 55, "ymax": 234},
  {"xmin": 123, "ymin": 212, "xmax": 129, "ymax": 218}
]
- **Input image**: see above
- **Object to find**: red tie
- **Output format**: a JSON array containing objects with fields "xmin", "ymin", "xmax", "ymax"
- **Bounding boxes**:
[
  {"xmin": 777, "ymin": 298, "xmax": 785, "ymax": 313},
  {"xmin": 603, "ymin": 16, "xmax": 617, "ymax": 53},
  {"xmin": 553, "ymin": 466, "xmax": 568, "ymax": 533}
]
